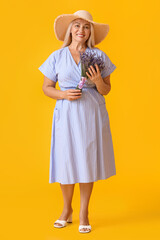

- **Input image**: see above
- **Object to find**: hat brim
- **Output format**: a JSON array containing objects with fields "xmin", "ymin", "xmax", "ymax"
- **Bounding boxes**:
[{"xmin": 54, "ymin": 14, "xmax": 110, "ymax": 45}]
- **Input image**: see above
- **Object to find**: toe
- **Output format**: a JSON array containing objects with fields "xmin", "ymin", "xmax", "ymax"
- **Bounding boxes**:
[
  {"xmin": 81, "ymin": 227, "xmax": 90, "ymax": 232},
  {"xmin": 54, "ymin": 223, "xmax": 62, "ymax": 227}
]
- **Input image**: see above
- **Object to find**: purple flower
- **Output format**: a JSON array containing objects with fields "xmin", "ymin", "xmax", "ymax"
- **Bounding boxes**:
[
  {"xmin": 76, "ymin": 49, "xmax": 105, "ymax": 91},
  {"xmin": 80, "ymin": 50, "xmax": 105, "ymax": 77}
]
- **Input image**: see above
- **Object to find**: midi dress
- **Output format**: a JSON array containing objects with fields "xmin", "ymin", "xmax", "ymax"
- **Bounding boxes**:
[{"xmin": 38, "ymin": 46, "xmax": 117, "ymax": 184}]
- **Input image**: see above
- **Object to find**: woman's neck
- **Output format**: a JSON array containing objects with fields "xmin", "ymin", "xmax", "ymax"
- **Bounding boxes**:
[{"xmin": 68, "ymin": 42, "xmax": 87, "ymax": 52}]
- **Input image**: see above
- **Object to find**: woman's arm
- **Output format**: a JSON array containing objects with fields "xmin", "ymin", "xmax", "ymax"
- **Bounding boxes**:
[
  {"xmin": 95, "ymin": 75, "xmax": 111, "ymax": 96},
  {"xmin": 86, "ymin": 64, "xmax": 111, "ymax": 96},
  {"xmin": 42, "ymin": 76, "xmax": 64, "ymax": 100}
]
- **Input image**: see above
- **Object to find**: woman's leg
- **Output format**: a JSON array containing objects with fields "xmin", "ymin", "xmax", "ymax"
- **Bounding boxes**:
[
  {"xmin": 54, "ymin": 183, "xmax": 75, "ymax": 226},
  {"xmin": 79, "ymin": 182, "xmax": 94, "ymax": 231}
]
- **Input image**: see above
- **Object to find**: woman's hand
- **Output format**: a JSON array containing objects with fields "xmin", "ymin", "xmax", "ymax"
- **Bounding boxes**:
[
  {"xmin": 63, "ymin": 89, "xmax": 82, "ymax": 101},
  {"xmin": 86, "ymin": 64, "xmax": 103, "ymax": 84}
]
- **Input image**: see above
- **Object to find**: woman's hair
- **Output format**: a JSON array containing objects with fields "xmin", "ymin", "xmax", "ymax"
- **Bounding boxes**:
[{"xmin": 60, "ymin": 19, "xmax": 95, "ymax": 49}]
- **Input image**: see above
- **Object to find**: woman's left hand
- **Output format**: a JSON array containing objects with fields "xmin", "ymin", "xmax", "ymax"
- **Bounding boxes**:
[{"xmin": 86, "ymin": 64, "xmax": 103, "ymax": 84}]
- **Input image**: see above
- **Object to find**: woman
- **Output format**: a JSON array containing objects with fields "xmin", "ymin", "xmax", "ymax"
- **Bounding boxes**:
[{"xmin": 38, "ymin": 10, "xmax": 117, "ymax": 233}]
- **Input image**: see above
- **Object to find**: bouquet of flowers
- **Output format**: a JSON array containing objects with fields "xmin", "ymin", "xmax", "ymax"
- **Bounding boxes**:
[{"xmin": 75, "ymin": 50, "xmax": 105, "ymax": 91}]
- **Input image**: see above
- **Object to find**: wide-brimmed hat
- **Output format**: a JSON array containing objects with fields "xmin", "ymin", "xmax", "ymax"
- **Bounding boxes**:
[{"xmin": 54, "ymin": 10, "xmax": 110, "ymax": 45}]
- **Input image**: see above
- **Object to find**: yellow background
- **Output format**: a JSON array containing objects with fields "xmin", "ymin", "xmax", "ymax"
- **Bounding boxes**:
[{"xmin": 0, "ymin": 0, "xmax": 160, "ymax": 239}]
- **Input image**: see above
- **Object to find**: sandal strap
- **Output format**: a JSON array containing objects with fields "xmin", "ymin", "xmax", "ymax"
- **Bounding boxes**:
[
  {"xmin": 79, "ymin": 225, "xmax": 91, "ymax": 230},
  {"xmin": 54, "ymin": 219, "xmax": 67, "ymax": 225}
]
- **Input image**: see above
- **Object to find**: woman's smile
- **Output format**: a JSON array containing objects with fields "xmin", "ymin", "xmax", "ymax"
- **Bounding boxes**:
[{"xmin": 77, "ymin": 34, "xmax": 85, "ymax": 38}]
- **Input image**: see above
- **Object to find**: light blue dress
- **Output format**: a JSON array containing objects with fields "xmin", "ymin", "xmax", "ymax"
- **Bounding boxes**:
[{"xmin": 38, "ymin": 46, "xmax": 117, "ymax": 184}]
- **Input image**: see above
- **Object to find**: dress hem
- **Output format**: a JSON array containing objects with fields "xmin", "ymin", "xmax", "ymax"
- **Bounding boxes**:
[{"xmin": 49, "ymin": 173, "xmax": 116, "ymax": 184}]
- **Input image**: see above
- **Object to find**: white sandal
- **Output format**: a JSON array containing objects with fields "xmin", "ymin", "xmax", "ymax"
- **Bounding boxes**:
[
  {"xmin": 54, "ymin": 213, "xmax": 72, "ymax": 228},
  {"xmin": 79, "ymin": 224, "xmax": 92, "ymax": 233}
]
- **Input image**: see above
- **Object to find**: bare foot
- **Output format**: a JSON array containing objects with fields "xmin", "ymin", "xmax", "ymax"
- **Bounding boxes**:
[
  {"xmin": 54, "ymin": 208, "xmax": 73, "ymax": 227},
  {"xmin": 79, "ymin": 211, "xmax": 91, "ymax": 232}
]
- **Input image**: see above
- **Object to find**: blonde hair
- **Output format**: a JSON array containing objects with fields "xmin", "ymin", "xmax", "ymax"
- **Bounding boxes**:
[{"xmin": 60, "ymin": 19, "xmax": 95, "ymax": 49}]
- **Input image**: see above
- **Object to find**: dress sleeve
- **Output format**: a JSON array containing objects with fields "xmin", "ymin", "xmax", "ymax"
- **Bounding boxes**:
[
  {"xmin": 38, "ymin": 52, "xmax": 58, "ymax": 82},
  {"xmin": 100, "ymin": 51, "xmax": 117, "ymax": 78}
]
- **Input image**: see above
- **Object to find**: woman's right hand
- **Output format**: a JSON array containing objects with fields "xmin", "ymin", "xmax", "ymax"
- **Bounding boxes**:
[{"xmin": 63, "ymin": 89, "xmax": 82, "ymax": 101}]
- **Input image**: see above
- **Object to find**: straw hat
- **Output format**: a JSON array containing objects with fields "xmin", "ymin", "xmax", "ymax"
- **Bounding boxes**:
[{"xmin": 54, "ymin": 10, "xmax": 110, "ymax": 45}]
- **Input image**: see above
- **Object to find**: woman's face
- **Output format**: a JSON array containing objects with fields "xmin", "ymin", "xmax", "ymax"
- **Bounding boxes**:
[{"xmin": 70, "ymin": 18, "xmax": 91, "ymax": 44}]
